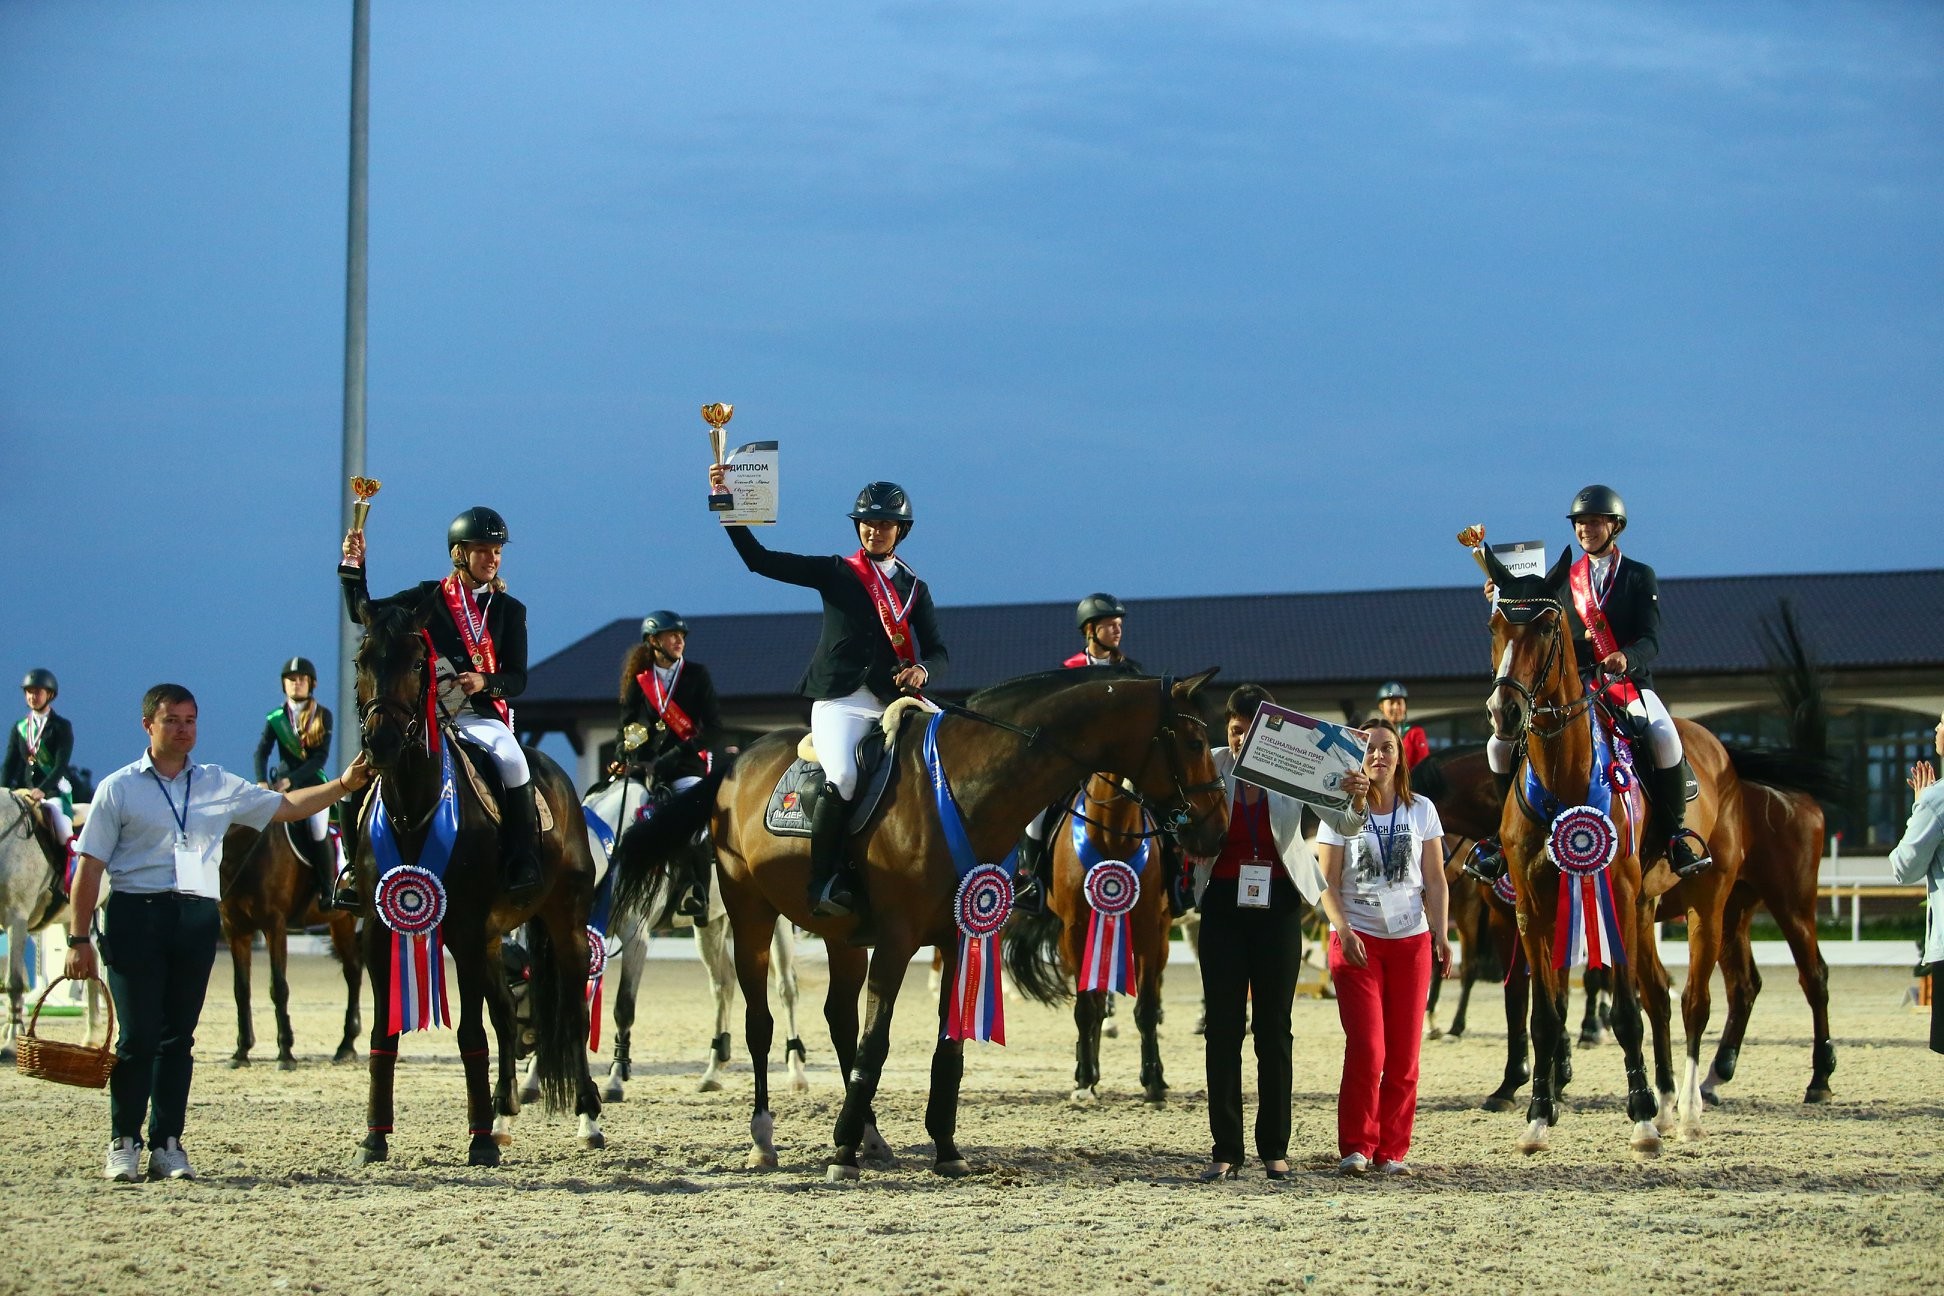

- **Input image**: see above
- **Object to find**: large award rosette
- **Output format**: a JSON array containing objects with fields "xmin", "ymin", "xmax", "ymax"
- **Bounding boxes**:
[
  {"xmin": 1069, "ymin": 793, "xmax": 1148, "ymax": 996},
  {"xmin": 370, "ymin": 744, "xmax": 461, "ymax": 1032},
  {"xmin": 924, "ymin": 714, "xmax": 1011, "ymax": 1044}
]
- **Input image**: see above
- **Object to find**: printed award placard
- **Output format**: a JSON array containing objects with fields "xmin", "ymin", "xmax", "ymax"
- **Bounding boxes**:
[
  {"xmin": 716, "ymin": 441, "xmax": 778, "ymax": 526},
  {"xmin": 1233, "ymin": 704, "xmax": 1369, "ymax": 811},
  {"xmin": 1490, "ymin": 539, "xmax": 1546, "ymax": 580}
]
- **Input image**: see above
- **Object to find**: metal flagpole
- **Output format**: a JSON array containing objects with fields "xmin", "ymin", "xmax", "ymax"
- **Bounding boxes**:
[{"xmin": 337, "ymin": 0, "xmax": 370, "ymax": 748}]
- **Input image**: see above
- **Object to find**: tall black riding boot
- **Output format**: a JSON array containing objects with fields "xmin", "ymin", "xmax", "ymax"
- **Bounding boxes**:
[
  {"xmin": 675, "ymin": 828, "xmax": 711, "ymax": 920},
  {"xmin": 1650, "ymin": 763, "xmax": 1712, "ymax": 879},
  {"xmin": 329, "ymin": 792, "xmax": 366, "ymax": 912},
  {"xmin": 501, "ymin": 781, "xmax": 545, "ymax": 899},
  {"xmin": 1464, "ymin": 769, "xmax": 1517, "ymax": 885},
  {"xmin": 297, "ymin": 826, "xmax": 338, "ymax": 908},
  {"xmin": 1012, "ymin": 830, "xmax": 1050, "ymax": 915},
  {"xmin": 808, "ymin": 783, "xmax": 857, "ymax": 919},
  {"xmin": 1159, "ymin": 840, "xmax": 1189, "ymax": 918}
]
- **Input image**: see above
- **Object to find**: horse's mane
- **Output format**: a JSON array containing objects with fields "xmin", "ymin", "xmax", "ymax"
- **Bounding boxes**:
[
  {"xmin": 964, "ymin": 665, "xmax": 1145, "ymax": 719},
  {"xmin": 362, "ymin": 601, "xmax": 421, "ymax": 646}
]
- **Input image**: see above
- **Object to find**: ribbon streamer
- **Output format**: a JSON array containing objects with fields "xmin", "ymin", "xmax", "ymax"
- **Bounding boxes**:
[
  {"xmin": 1069, "ymin": 791, "xmax": 1148, "ymax": 996},
  {"xmin": 924, "ymin": 713, "xmax": 1010, "ymax": 1044},
  {"xmin": 370, "ymin": 744, "xmax": 460, "ymax": 1032}
]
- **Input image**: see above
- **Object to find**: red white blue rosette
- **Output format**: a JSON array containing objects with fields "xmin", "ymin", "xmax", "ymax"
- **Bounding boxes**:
[
  {"xmin": 586, "ymin": 926, "xmax": 608, "ymax": 982},
  {"xmin": 1492, "ymin": 871, "xmax": 1518, "ymax": 906},
  {"xmin": 1082, "ymin": 859, "xmax": 1140, "ymax": 918},
  {"xmin": 954, "ymin": 862, "xmax": 1015, "ymax": 938},
  {"xmin": 1546, "ymin": 805, "xmax": 1618, "ymax": 877},
  {"xmin": 376, "ymin": 864, "xmax": 447, "ymax": 937}
]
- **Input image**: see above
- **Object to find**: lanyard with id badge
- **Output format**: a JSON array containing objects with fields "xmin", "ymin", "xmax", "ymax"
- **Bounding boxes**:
[
  {"xmin": 1347, "ymin": 801, "xmax": 1422, "ymax": 934},
  {"xmin": 1234, "ymin": 795, "xmax": 1276, "ymax": 910},
  {"xmin": 151, "ymin": 767, "xmax": 216, "ymax": 899}
]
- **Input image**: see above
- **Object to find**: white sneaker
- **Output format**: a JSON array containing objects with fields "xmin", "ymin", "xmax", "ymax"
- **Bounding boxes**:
[
  {"xmin": 1377, "ymin": 1159, "xmax": 1412, "ymax": 1176},
  {"xmin": 104, "ymin": 1138, "xmax": 142, "ymax": 1183},
  {"xmin": 146, "ymin": 1138, "xmax": 194, "ymax": 1180},
  {"xmin": 1338, "ymin": 1153, "xmax": 1370, "ymax": 1176}
]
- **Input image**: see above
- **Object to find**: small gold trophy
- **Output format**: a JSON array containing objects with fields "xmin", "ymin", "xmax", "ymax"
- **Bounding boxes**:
[
  {"xmin": 1456, "ymin": 523, "xmax": 1489, "ymax": 575},
  {"xmin": 701, "ymin": 403, "xmax": 737, "ymax": 512},
  {"xmin": 350, "ymin": 476, "xmax": 383, "ymax": 533},
  {"xmin": 620, "ymin": 721, "xmax": 651, "ymax": 753}
]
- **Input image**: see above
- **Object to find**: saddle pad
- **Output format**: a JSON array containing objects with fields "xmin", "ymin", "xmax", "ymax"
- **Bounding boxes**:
[
  {"xmin": 1592, "ymin": 709, "xmax": 1699, "ymax": 803},
  {"xmin": 763, "ymin": 719, "xmax": 905, "ymax": 839},
  {"xmin": 453, "ymin": 735, "xmax": 556, "ymax": 833}
]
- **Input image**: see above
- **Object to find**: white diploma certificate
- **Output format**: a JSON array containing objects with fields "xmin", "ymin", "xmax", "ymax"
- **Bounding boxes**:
[
  {"xmin": 717, "ymin": 441, "xmax": 778, "ymax": 526},
  {"xmin": 1491, "ymin": 539, "xmax": 1546, "ymax": 580},
  {"xmin": 1233, "ymin": 704, "xmax": 1369, "ymax": 812}
]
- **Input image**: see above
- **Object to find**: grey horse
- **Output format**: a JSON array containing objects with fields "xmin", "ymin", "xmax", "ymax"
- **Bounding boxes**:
[{"xmin": 1, "ymin": 791, "xmax": 104, "ymax": 1055}]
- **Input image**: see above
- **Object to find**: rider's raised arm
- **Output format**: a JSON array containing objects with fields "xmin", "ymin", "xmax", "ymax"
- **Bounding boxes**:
[
  {"xmin": 910, "ymin": 584, "xmax": 949, "ymax": 682},
  {"xmin": 725, "ymin": 525, "xmax": 833, "ymax": 590}
]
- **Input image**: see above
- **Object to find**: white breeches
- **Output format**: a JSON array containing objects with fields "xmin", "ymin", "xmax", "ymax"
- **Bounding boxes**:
[
  {"xmin": 1486, "ymin": 688, "xmax": 1682, "ymax": 773},
  {"xmin": 671, "ymin": 775, "xmax": 703, "ymax": 794},
  {"xmin": 304, "ymin": 807, "xmax": 330, "ymax": 842},
  {"xmin": 452, "ymin": 711, "xmax": 531, "ymax": 786},
  {"xmin": 1024, "ymin": 804, "xmax": 1057, "ymax": 842},
  {"xmin": 809, "ymin": 686, "xmax": 885, "ymax": 800},
  {"xmin": 40, "ymin": 799, "xmax": 74, "ymax": 844},
  {"xmin": 1627, "ymin": 688, "xmax": 1683, "ymax": 769}
]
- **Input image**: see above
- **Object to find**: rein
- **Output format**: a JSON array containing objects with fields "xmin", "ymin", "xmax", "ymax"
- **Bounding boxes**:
[{"xmin": 1490, "ymin": 598, "xmax": 1624, "ymax": 742}]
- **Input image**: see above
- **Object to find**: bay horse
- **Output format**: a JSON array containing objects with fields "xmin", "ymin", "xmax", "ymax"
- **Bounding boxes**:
[
  {"xmin": 217, "ymin": 822, "xmax": 362, "ymax": 1068},
  {"xmin": 1484, "ymin": 549, "xmax": 1749, "ymax": 1155},
  {"xmin": 1003, "ymin": 773, "xmax": 1173, "ymax": 1107},
  {"xmin": 614, "ymin": 669, "xmax": 1229, "ymax": 1180},
  {"xmin": 347, "ymin": 603, "xmax": 603, "ymax": 1166}
]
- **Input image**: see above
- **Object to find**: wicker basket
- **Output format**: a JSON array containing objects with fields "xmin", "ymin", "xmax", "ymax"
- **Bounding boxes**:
[{"xmin": 15, "ymin": 976, "xmax": 116, "ymax": 1089}]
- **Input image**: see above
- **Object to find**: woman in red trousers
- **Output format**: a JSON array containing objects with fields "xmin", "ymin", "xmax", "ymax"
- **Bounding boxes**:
[{"xmin": 1316, "ymin": 718, "xmax": 1451, "ymax": 1175}]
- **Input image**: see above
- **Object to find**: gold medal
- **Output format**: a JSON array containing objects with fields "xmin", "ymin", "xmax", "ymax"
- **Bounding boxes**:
[
  {"xmin": 472, "ymin": 651, "xmax": 487, "ymax": 668},
  {"xmin": 891, "ymin": 632, "xmax": 906, "ymax": 647}
]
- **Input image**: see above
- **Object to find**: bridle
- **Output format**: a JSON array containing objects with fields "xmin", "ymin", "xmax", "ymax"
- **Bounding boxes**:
[
  {"xmin": 1490, "ymin": 597, "xmax": 1616, "ymax": 743},
  {"xmin": 357, "ymin": 634, "xmax": 429, "ymax": 759}
]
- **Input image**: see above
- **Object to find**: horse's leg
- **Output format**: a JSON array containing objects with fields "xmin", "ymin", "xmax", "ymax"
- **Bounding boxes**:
[
  {"xmin": 731, "ymin": 904, "xmax": 780, "ymax": 1169},
  {"xmin": 357, "ymin": 915, "xmax": 398, "ymax": 1164},
  {"xmin": 1518, "ymin": 945, "xmax": 1568, "ymax": 1153},
  {"xmin": 1608, "ymin": 956, "xmax": 1662, "ymax": 1156},
  {"xmin": 926, "ymin": 944, "xmax": 969, "ymax": 1177},
  {"xmin": 1579, "ymin": 967, "xmax": 1610, "ymax": 1047},
  {"xmin": 772, "ymin": 922, "xmax": 810, "ymax": 1092},
  {"xmin": 226, "ymin": 926, "xmax": 255, "ymax": 1067},
  {"xmin": 1677, "ymin": 884, "xmax": 1725, "ymax": 1141},
  {"xmin": 1634, "ymin": 899, "xmax": 1678, "ymax": 1132},
  {"xmin": 1775, "ymin": 902, "xmax": 1836, "ymax": 1103},
  {"xmin": 602, "ymin": 920, "xmax": 645, "ymax": 1103},
  {"xmin": 1448, "ymin": 952, "xmax": 1477, "ymax": 1040},
  {"xmin": 1483, "ymin": 950, "xmax": 1529, "ymax": 1113},
  {"xmin": 1702, "ymin": 888, "xmax": 1759, "ymax": 1106},
  {"xmin": 1136, "ymin": 971, "xmax": 1167, "ymax": 1107},
  {"xmin": 1424, "ymin": 965, "xmax": 1445, "ymax": 1039},
  {"xmin": 451, "ymin": 949, "xmax": 501, "ymax": 1167},
  {"xmin": 1071, "ymin": 991, "xmax": 1104, "ymax": 1106},
  {"xmin": 698, "ymin": 912, "xmax": 736, "ymax": 1093},
  {"xmin": 328, "ymin": 911, "xmax": 362, "ymax": 1064},
  {"xmin": 266, "ymin": 919, "xmax": 299, "ymax": 1071},
  {"xmin": 1, "ymin": 922, "xmax": 24, "ymax": 1058},
  {"xmin": 538, "ymin": 901, "xmax": 605, "ymax": 1152},
  {"xmin": 829, "ymin": 938, "xmax": 914, "ymax": 1182}
]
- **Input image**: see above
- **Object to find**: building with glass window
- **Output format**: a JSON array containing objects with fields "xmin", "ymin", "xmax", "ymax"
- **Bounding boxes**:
[{"xmin": 519, "ymin": 568, "xmax": 1944, "ymax": 856}]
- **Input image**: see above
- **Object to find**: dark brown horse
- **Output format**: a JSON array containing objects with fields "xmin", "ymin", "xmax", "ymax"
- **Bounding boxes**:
[
  {"xmin": 217, "ymin": 822, "xmax": 362, "ymax": 1069},
  {"xmin": 1484, "ymin": 550, "xmax": 1748, "ymax": 1155},
  {"xmin": 347, "ymin": 603, "xmax": 602, "ymax": 1167},
  {"xmin": 614, "ymin": 670, "xmax": 1229, "ymax": 1181},
  {"xmin": 1003, "ymin": 773, "xmax": 1174, "ymax": 1107}
]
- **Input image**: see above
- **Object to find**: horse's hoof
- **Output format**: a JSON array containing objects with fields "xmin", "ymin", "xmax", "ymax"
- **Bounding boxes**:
[
  {"xmin": 332, "ymin": 1048, "xmax": 357, "ymax": 1066},
  {"xmin": 1679, "ymin": 1121, "xmax": 1705, "ymax": 1143},
  {"xmin": 228, "ymin": 1055, "xmax": 250, "ymax": 1069},
  {"xmin": 860, "ymin": 1124, "xmax": 895, "ymax": 1164},
  {"xmin": 825, "ymin": 1162, "xmax": 861, "ymax": 1184},
  {"xmin": 1481, "ymin": 1095, "xmax": 1518, "ymax": 1114},
  {"xmin": 277, "ymin": 1056, "xmax": 297, "ymax": 1073},
  {"xmin": 1630, "ymin": 1121, "xmax": 1663, "ymax": 1157},
  {"xmin": 1804, "ymin": 1086, "xmax": 1832, "ymax": 1104},
  {"xmin": 1102, "ymin": 1021, "xmax": 1119, "ymax": 1040},
  {"xmin": 1144, "ymin": 1090, "xmax": 1167, "ymax": 1109},
  {"xmin": 933, "ymin": 1158, "xmax": 973, "ymax": 1178},
  {"xmin": 602, "ymin": 1082, "xmax": 625, "ymax": 1104},
  {"xmin": 745, "ymin": 1147, "xmax": 779, "ymax": 1170},
  {"xmin": 1068, "ymin": 1087, "xmax": 1097, "ymax": 1108},
  {"xmin": 1700, "ymin": 1087, "xmax": 1721, "ymax": 1109},
  {"xmin": 578, "ymin": 1115, "xmax": 605, "ymax": 1151},
  {"xmin": 492, "ymin": 1115, "xmax": 515, "ymax": 1147},
  {"xmin": 1517, "ymin": 1121, "xmax": 1550, "ymax": 1154},
  {"xmin": 1426, "ymin": 1025, "xmax": 1444, "ymax": 1041},
  {"xmin": 354, "ymin": 1135, "xmax": 388, "ymax": 1165},
  {"xmin": 697, "ymin": 1076, "xmax": 723, "ymax": 1094},
  {"xmin": 468, "ymin": 1136, "xmax": 502, "ymax": 1168}
]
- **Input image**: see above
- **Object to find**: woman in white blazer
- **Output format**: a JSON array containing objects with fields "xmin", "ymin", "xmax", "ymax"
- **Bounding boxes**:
[{"xmin": 1196, "ymin": 685, "xmax": 1367, "ymax": 1183}]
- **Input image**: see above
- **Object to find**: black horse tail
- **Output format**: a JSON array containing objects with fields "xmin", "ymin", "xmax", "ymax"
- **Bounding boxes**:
[
  {"xmin": 1002, "ymin": 907, "xmax": 1073, "ymax": 1007},
  {"xmin": 1728, "ymin": 597, "xmax": 1852, "ymax": 807},
  {"xmin": 1725, "ymin": 746, "xmax": 1851, "ymax": 807},
  {"xmin": 522, "ymin": 916, "xmax": 583, "ymax": 1116},
  {"xmin": 611, "ymin": 769, "xmax": 726, "ymax": 917}
]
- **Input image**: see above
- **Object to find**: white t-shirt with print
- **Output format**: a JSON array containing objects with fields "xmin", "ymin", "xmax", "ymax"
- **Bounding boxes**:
[{"xmin": 1317, "ymin": 795, "xmax": 1444, "ymax": 939}]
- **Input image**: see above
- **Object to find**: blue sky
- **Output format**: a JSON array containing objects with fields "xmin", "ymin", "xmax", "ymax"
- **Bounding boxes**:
[{"xmin": 2, "ymin": 1, "xmax": 1939, "ymax": 779}]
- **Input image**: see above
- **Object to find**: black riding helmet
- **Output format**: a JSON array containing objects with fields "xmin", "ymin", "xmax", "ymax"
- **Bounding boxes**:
[
  {"xmin": 1075, "ymin": 592, "xmax": 1127, "ymax": 633},
  {"xmin": 281, "ymin": 656, "xmax": 318, "ymax": 681},
  {"xmin": 849, "ymin": 482, "xmax": 913, "ymax": 541},
  {"xmin": 640, "ymin": 610, "xmax": 689, "ymax": 640},
  {"xmin": 21, "ymin": 668, "xmax": 57, "ymax": 697},
  {"xmin": 1567, "ymin": 485, "xmax": 1628, "ymax": 534},
  {"xmin": 448, "ymin": 506, "xmax": 511, "ymax": 548},
  {"xmin": 1376, "ymin": 681, "xmax": 1408, "ymax": 701}
]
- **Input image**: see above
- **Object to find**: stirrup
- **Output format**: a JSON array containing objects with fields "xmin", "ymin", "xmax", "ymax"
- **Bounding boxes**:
[
  {"xmin": 1012, "ymin": 873, "xmax": 1046, "ymax": 916},
  {"xmin": 674, "ymin": 883, "xmax": 708, "ymax": 920},
  {"xmin": 1668, "ymin": 830, "xmax": 1713, "ymax": 879},
  {"xmin": 809, "ymin": 875, "xmax": 856, "ymax": 920},
  {"xmin": 1463, "ymin": 838, "xmax": 1508, "ymax": 885},
  {"xmin": 328, "ymin": 874, "xmax": 362, "ymax": 913}
]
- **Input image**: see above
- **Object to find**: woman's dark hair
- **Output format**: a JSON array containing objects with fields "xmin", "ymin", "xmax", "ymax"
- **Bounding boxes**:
[
  {"xmin": 618, "ymin": 642, "xmax": 657, "ymax": 705},
  {"xmin": 1225, "ymin": 683, "xmax": 1276, "ymax": 723},
  {"xmin": 1360, "ymin": 716, "xmax": 1415, "ymax": 807},
  {"xmin": 142, "ymin": 683, "xmax": 196, "ymax": 722}
]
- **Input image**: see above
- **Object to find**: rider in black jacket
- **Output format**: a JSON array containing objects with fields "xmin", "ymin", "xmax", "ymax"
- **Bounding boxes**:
[
  {"xmin": 615, "ymin": 610, "xmax": 725, "ymax": 917},
  {"xmin": 252, "ymin": 656, "xmax": 336, "ymax": 898},
  {"xmin": 710, "ymin": 467, "xmax": 948, "ymax": 918},
  {"xmin": 5, "ymin": 668, "xmax": 77, "ymax": 874}
]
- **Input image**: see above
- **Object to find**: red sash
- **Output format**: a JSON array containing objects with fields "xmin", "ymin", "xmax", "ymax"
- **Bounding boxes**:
[
  {"xmin": 1568, "ymin": 554, "xmax": 1641, "ymax": 706},
  {"xmin": 842, "ymin": 550, "xmax": 919, "ymax": 667},
  {"xmin": 1062, "ymin": 652, "xmax": 1091, "ymax": 669},
  {"xmin": 439, "ymin": 574, "xmax": 511, "ymax": 724},
  {"xmin": 635, "ymin": 663, "xmax": 698, "ymax": 744}
]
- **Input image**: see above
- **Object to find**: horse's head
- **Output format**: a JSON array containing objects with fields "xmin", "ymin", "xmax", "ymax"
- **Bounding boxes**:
[
  {"xmin": 1131, "ymin": 668, "xmax": 1230, "ymax": 858},
  {"xmin": 355, "ymin": 602, "xmax": 432, "ymax": 769},
  {"xmin": 1484, "ymin": 546, "xmax": 1577, "ymax": 743}
]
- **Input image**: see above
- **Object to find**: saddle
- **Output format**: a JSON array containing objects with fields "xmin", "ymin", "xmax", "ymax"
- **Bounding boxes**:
[
  {"xmin": 1589, "ymin": 696, "xmax": 1698, "ymax": 805},
  {"xmin": 763, "ymin": 698, "xmax": 936, "ymax": 839},
  {"xmin": 9, "ymin": 789, "xmax": 66, "ymax": 875},
  {"xmin": 450, "ymin": 733, "xmax": 556, "ymax": 833}
]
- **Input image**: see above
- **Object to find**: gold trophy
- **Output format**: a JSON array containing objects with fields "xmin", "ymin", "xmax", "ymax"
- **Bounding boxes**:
[
  {"xmin": 620, "ymin": 721, "xmax": 651, "ymax": 753},
  {"xmin": 701, "ymin": 403, "xmax": 737, "ymax": 512},
  {"xmin": 1456, "ymin": 523, "xmax": 1489, "ymax": 575},
  {"xmin": 350, "ymin": 476, "xmax": 383, "ymax": 533}
]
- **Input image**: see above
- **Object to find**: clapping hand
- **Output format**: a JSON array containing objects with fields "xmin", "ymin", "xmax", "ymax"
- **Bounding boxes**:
[{"xmin": 1910, "ymin": 761, "xmax": 1936, "ymax": 794}]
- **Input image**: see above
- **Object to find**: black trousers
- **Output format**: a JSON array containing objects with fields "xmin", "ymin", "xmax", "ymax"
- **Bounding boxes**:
[
  {"xmin": 103, "ymin": 891, "xmax": 220, "ymax": 1144},
  {"xmin": 1932, "ymin": 975, "xmax": 1943, "ymax": 1055},
  {"xmin": 1198, "ymin": 873, "xmax": 1305, "ymax": 1164}
]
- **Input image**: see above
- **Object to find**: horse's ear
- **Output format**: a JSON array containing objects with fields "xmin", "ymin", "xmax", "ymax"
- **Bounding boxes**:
[
  {"xmin": 1543, "ymin": 545, "xmax": 1574, "ymax": 595},
  {"xmin": 1174, "ymin": 667, "xmax": 1221, "ymax": 703}
]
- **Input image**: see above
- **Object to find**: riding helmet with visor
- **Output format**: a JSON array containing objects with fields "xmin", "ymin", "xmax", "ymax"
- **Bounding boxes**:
[
  {"xmin": 1075, "ymin": 593, "xmax": 1127, "ymax": 633},
  {"xmin": 448, "ymin": 506, "xmax": 511, "ymax": 549},
  {"xmin": 21, "ymin": 668, "xmax": 57, "ymax": 697},
  {"xmin": 849, "ymin": 482, "xmax": 913, "ymax": 540},
  {"xmin": 281, "ymin": 657, "xmax": 318, "ymax": 681},
  {"xmin": 1566, "ymin": 485, "xmax": 1627, "ymax": 533},
  {"xmin": 640, "ymin": 610, "xmax": 690, "ymax": 641},
  {"xmin": 1376, "ymin": 681, "xmax": 1409, "ymax": 702}
]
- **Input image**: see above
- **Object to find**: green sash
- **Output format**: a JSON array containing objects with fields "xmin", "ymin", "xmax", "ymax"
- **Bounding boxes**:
[
  {"xmin": 15, "ymin": 716, "xmax": 56, "ymax": 779},
  {"xmin": 267, "ymin": 706, "xmax": 310, "ymax": 761}
]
